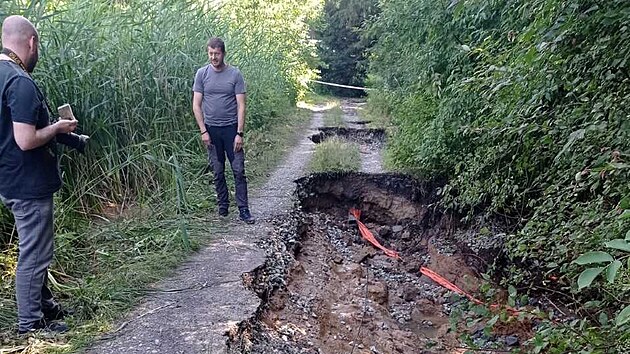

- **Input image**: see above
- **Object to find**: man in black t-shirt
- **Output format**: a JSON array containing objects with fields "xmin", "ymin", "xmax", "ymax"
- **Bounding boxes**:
[{"xmin": 0, "ymin": 15, "xmax": 78, "ymax": 334}]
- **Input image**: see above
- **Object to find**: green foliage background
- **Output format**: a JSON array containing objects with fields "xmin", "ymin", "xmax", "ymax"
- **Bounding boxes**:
[
  {"xmin": 314, "ymin": 0, "xmax": 378, "ymax": 97},
  {"xmin": 366, "ymin": 0, "xmax": 629, "ymax": 349}
]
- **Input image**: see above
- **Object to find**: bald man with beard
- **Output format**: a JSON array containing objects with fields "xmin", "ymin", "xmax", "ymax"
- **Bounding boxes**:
[{"xmin": 0, "ymin": 15, "xmax": 77, "ymax": 334}]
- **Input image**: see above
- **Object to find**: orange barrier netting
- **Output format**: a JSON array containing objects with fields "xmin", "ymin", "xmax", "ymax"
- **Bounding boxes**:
[
  {"xmin": 420, "ymin": 266, "xmax": 484, "ymax": 305},
  {"xmin": 349, "ymin": 208, "xmax": 401, "ymax": 260},
  {"xmin": 420, "ymin": 267, "xmax": 520, "ymax": 315},
  {"xmin": 349, "ymin": 208, "xmax": 519, "ymax": 315}
]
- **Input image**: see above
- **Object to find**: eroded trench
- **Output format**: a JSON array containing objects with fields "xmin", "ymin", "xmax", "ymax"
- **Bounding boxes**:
[
  {"xmin": 228, "ymin": 172, "xmax": 532, "ymax": 354},
  {"xmin": 309, "ymin": 127, "xmax": 386, "ymax": 147}
]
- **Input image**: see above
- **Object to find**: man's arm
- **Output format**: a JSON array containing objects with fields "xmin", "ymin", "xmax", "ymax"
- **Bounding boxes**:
[
  {"xmin": 13, "ymin": 119, "xmax": 77, "ymax": 151},
  {"xmin": 233, "ymin": 93, "xmax": 246, "ymax": 152},
  {"xmin": 192, "ymin": 92, "xmax": 205, "ymax": 132},
  {"xmin": 193, "ymin": 91, "xmax": 210, "ymax": 146},
  {"xmin": 8, "ymin": 76, "xmax": 77, "ymax": 150},
  {"xmin": 236, "ymin": 93, "xmax": 246, "ymax": 133}
]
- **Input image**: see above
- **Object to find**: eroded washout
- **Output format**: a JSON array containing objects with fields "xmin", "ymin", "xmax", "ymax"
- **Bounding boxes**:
[
  {"xmin": 309, "ymin": 127, "xmax": 385, "ymax": 147},
  {"xmin": 227, "ymin": 172, "xmax": 533, "ymax": 353}
]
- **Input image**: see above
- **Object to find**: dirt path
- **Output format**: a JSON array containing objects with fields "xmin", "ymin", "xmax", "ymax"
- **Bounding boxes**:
[
  {"xmin": 359, "ymin": 139, "xmax": 383, "ymax": 174},
  {"xmin": 341, "ymin": 99, "xmax": 383, "ymax": 173},
  {"xmin": 86, "ymin": 109, "xmax": 325, "ymax": 354},
  {"xmin": 341, "ymin": 99, "xmax": 367, "ymax": 130}
]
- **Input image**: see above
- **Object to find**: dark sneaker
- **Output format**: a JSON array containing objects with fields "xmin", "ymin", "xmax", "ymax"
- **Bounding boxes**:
[
  {"xmin": 239, "ymin": 208, "xmax": 255, "ymax": 224},
  {"xmin": 43, "ymin": 305, "xmax": 73, "ymax": 321},
  {"xmin": 218, "ymin": 207, "xmax": 229, "ymax": 217},
  {"xmin": 18, "ymin": 319, "xmax": 68, "ymax": 335}
]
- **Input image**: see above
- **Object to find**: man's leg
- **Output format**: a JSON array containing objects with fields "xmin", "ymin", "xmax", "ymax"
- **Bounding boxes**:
[
  {"xmin": 223, "ymin": 127, "xmax": 254, "ymax": 223},
  {"xmin": 41, "ymin": 276, "xmax": 56, "ymax": 310},
  {"xmin": 225, "ymin": 144, "xmax": 249, "ymax": 210},
  {"xmin": 2, "ymin": 197, "xmax": 55, "ymax": 332},
  {"xmin": 41, "ymin": 275, "xmax": 66, "ymax": 320},
  {"xmin": 207, "ymin": 127, "xmax": 229, "ymax": 212}
]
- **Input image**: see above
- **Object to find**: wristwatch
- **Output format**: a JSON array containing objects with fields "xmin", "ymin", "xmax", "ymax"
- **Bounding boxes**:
[{"xmin": 237, "ymin": 131, "xmax": 244, "ymax": 137}]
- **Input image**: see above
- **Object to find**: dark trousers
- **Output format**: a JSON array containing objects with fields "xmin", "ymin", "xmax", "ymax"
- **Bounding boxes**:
[
  {"xmin": 206, "ymin": 124, "xmax": 249, "ymax": 210},
  {"xmin": 0, "ymin": 195, "xmax": 59, "ymax": 331}
]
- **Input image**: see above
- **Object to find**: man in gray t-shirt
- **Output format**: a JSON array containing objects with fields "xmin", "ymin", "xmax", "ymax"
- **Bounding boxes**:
[{"xmin": 192, "ymin": 37, "xmax": 254, "ymax": 224}]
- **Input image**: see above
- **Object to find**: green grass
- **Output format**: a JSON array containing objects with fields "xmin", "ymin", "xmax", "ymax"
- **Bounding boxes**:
[
  {"xmin": 0, "ymin": 0, "xmax": 321, "ymax": 232},
  {"xmin": 309, "ymin": 137, "xmax": 361, "ymax": 173},
  {"xmin": 299, "ymin": 93, "xmax": 363, "ymax": 173},
  {"xmin": 0, "ymin": 214, "xmax": 202, "ymax": 352},
  {"xmin": 299, "ymin": 92, "xmax": 333, "ymax": 107},
  {"xmin": 297, "ymin": 92, "xmax": 346, "ymax": 120},
  {"xmin": 322, "ymin": 101, "xmax": 345, "ymax": 127},
  {"xmin": 301, "ymin": 93, "xmax": 345, "ymax": 127}
]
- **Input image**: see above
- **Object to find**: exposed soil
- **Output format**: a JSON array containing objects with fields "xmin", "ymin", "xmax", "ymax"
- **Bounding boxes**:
[
  {"xmin": 228, "ymin": 172, "xmax": 531, "ymax": 354},
  {"xmin": 309, "ymin": 127, "xmax": 386, "ymax": 148},
  {"xmin": 347, "ymin": 120, "xmax": 371, "ymax": 125}
]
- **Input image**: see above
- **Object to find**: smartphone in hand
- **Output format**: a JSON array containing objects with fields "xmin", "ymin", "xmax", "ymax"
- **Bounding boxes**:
[{"xmin": 57, "ymin": 103, "xmax": 76, "ymax": 121}]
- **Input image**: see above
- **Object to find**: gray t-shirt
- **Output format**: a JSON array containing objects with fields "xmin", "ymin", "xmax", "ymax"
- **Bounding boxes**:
[{"xmin": 193, "ymin": 64, "xmax": 246, "ymax": 127}]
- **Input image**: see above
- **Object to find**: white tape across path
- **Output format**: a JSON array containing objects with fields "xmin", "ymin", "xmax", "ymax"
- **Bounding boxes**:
[{"xmin": 309, "ymin": 79, "xmax": 374, "ymax": 91}]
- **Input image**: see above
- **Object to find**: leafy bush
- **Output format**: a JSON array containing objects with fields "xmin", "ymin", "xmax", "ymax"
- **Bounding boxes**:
[{"xmin": 366, "ymin": 0, "xmax": 630, "ymax": 346}]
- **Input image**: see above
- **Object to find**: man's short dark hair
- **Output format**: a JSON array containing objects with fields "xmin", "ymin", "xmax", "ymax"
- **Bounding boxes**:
[{"xmin": 207, "ymin": 37, "xmax": 225, "ymax": 53}]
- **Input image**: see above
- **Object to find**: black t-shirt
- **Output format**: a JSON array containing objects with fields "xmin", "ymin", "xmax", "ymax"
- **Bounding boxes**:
[{"xmin": 0, "ymin": 60, "xmax": 61, "ymax": 199}]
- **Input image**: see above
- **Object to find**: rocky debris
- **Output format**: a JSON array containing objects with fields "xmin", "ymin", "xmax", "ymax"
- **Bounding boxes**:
[
  {"xmin": 366, "ymin": 280, "xmax": 389, "ymax": 305},
  {"xmin": 504, "ymin": 335, "xmax": 519, "ymax": 346},
  {"xmin": 401, "ymin": 284, "xmax": 419, "ymax": 302},
  {"xmin": 430, "ymin": 235, "xmax": 457, "ymax": 256},
  {"xmin": 354, "ymin": 246, "xmax": 377, "ymax": 263},
  {"xmin": 229, "ymin": 173, "xmax": 528, "ymax": 353},
  {"xmin": 377, "ymin": 225, "xmax": 392, "ymax": 239}
]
